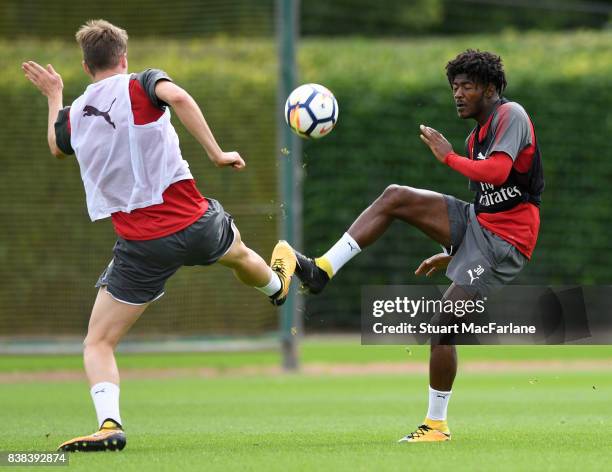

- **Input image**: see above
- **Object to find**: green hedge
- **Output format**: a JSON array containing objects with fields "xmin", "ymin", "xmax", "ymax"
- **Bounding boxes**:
[
  {"xmin": 0, "ymin": 31, "xmax": 610, "ymax": 334},
  {"xmin": 1, "ymin": 0, "xmax": 606, "ymax": 39}
]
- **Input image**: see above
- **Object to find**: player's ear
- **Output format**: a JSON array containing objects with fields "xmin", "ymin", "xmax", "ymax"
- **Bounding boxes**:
[
  {"xmin": 485, "ymin": 83, "xmax": 496, "ymax": 99},
  {"xmin": 120, "ymin": 52, "xmax": 128, "ymax": 69}
]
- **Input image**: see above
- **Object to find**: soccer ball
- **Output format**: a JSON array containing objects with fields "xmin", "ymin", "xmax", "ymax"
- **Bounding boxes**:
[{"xmin": 284, "ymin": 83, "xmax": 339, "ymax": 139}]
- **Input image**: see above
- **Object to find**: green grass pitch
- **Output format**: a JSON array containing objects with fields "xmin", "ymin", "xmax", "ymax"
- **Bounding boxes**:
[{"xmin": 0, "ymin": 342, "xmax": 610, "ymax": 471}]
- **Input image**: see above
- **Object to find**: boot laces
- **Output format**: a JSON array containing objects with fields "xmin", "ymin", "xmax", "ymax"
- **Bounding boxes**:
[
  {"xmin": 407, "ymin": 424, "xmax": 432, "ymax": 439},
  {"xmin": 271, "ymin": 258, "xmax": 287, "ymax": 278}
]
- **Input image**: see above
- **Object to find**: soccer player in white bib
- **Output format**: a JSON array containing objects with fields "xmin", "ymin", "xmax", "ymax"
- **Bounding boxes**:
[{"xmin": 22, "ymin": 19, "xmax": 296, "ymax": 452}]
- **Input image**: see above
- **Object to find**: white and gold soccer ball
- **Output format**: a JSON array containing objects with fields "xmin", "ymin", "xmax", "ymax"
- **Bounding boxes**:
[{"xmin": 284, "ymin": 83, "xmax": 339, "ymax": 139}]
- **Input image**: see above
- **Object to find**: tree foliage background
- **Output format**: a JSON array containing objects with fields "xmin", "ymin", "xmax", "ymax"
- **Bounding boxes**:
[{"xmin": 0, "ymin": 0, "xmax": 610, "ymax": 334}]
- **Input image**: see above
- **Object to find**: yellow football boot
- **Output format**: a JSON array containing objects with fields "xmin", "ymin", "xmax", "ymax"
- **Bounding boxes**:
[
  {"xmin": 58, "ymin": 419, "xmax": 126, "ymax": 452},
  {"xmin": 398, "ymin": 419, "xmax": 451, "ymax": 443},
  {"xmin": 269, "ymin": 240, "xmax": 297, "ymax": 306}
]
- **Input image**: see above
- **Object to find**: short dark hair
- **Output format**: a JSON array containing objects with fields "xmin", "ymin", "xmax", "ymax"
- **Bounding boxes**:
[
  {"xmin": 446, "ymin": 49, "xmax": 507, "ymax": 95},
  {"xmin": 76, "ymin": 19, "xmax": 128, "ymax": 75}
]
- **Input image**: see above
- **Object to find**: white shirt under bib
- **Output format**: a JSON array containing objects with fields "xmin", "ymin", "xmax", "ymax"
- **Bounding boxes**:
[{"xmin": 69, "ymin": 74, "xmax": 192, "ymax": 221}]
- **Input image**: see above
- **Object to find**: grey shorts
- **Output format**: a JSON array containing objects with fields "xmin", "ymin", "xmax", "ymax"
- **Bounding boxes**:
[
  {"xmin": 443, "ymin": 195, "xmax": 527, "ymax": 297},
  {"xmin": 95, "ymin": 198, "xmax": 235, "ymax": 305}
]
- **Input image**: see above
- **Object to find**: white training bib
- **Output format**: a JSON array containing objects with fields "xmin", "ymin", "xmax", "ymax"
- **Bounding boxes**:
[{"xmin": 70, "ymin": 74, "xmax": 192, "ymax": 221}]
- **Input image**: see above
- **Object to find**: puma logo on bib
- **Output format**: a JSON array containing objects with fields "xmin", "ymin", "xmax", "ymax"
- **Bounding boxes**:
[{"xmin": 83, "ymin": 98, "xmax": 117, "ymax": 129}]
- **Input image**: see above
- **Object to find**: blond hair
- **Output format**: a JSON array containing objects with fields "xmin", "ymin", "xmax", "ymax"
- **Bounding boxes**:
[{"xmin": 75, "ymin": 19, "xmax": 128, "ymax": 74}]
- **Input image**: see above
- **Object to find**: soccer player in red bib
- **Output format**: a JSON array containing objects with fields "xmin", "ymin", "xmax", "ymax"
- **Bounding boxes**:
[
  {"xmin": 292, "ymin": 50, "xmax": 544, "ymax": 442},
  {"xmin": 22, "ymin": 19, "xmax": 297, "ymax": 452}
]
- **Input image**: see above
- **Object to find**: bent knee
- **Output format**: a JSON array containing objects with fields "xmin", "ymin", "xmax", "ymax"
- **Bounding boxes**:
[
  {"xmin": 83, "ymin": 335, "xmax": 116, "ymax": 352},
  {"xmin": 378, "ymin": 184, "xmax": 419, "ymax": 211}
]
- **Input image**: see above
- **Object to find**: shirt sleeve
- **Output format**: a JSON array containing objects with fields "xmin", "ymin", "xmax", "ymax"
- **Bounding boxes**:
[
  {"xmin": 54, "ymin": 106, "xmax": 74, "ymax": 155},
  {"xmin": 136, "ymin": 69, "xmax": 173, "ymax": 109},
  {"xmin": 445, "ymin": 151, "xmax": 513, "ymax": 186},
  {"xmin": 489, "ymin": 102, "xmax": 531, "ymax": 161}
]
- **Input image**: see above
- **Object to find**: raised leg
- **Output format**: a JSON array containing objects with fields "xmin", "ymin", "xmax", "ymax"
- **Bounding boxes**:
[
  {"xmin": 217, "ymin": 226, "xmax": 272, "ymax": 287},
  {"xmin": 348, "ymin": 184, "xmax": 452, "ymax": 248},
  {"xmin": 217, "ymin": 226, "xmax": 296, "ymax": 306}
]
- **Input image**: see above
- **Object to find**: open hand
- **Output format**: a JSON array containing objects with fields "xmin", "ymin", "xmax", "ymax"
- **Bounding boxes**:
[
  {"xmin": 419, "ymin": 124, "xmax": 453, "ymax": 163},
  {"xmin": 214, "ymin": 151, "xmax": 246, "ymax": 170},
  {"xmin": 22, "ymin": 61, "xmax": 63, "ymax": 99},
  {"xmin": 415, "ymin": 253, "xmax": 452, "ymax": 277}
]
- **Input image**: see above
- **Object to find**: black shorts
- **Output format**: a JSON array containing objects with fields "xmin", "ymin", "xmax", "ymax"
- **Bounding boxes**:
[
  {"xmin": 95, "ymin": 198, "xmax": 235, "ymax": 305},
  {"xmin": 443, "ymin": 195, "xmax": 527, "ymax": 297}
]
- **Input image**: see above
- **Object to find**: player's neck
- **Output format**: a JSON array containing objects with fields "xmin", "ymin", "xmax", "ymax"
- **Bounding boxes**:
[
  {"xmin": 92, "ymin": 67, "xmax": 127, "ymax": 83},
  {"xmin": 475, "ymin": 97, "xmax": 501, "ymax": 126}
]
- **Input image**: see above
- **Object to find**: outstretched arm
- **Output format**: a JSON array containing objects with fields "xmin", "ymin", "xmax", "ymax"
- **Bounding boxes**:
[
  {"xmin": 154, "ymin": 80, "xmax": 245, "ymax": 170},
  {"xmin": 21, "ymin": 61, "xmax": 65, "ymax": 158}
]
